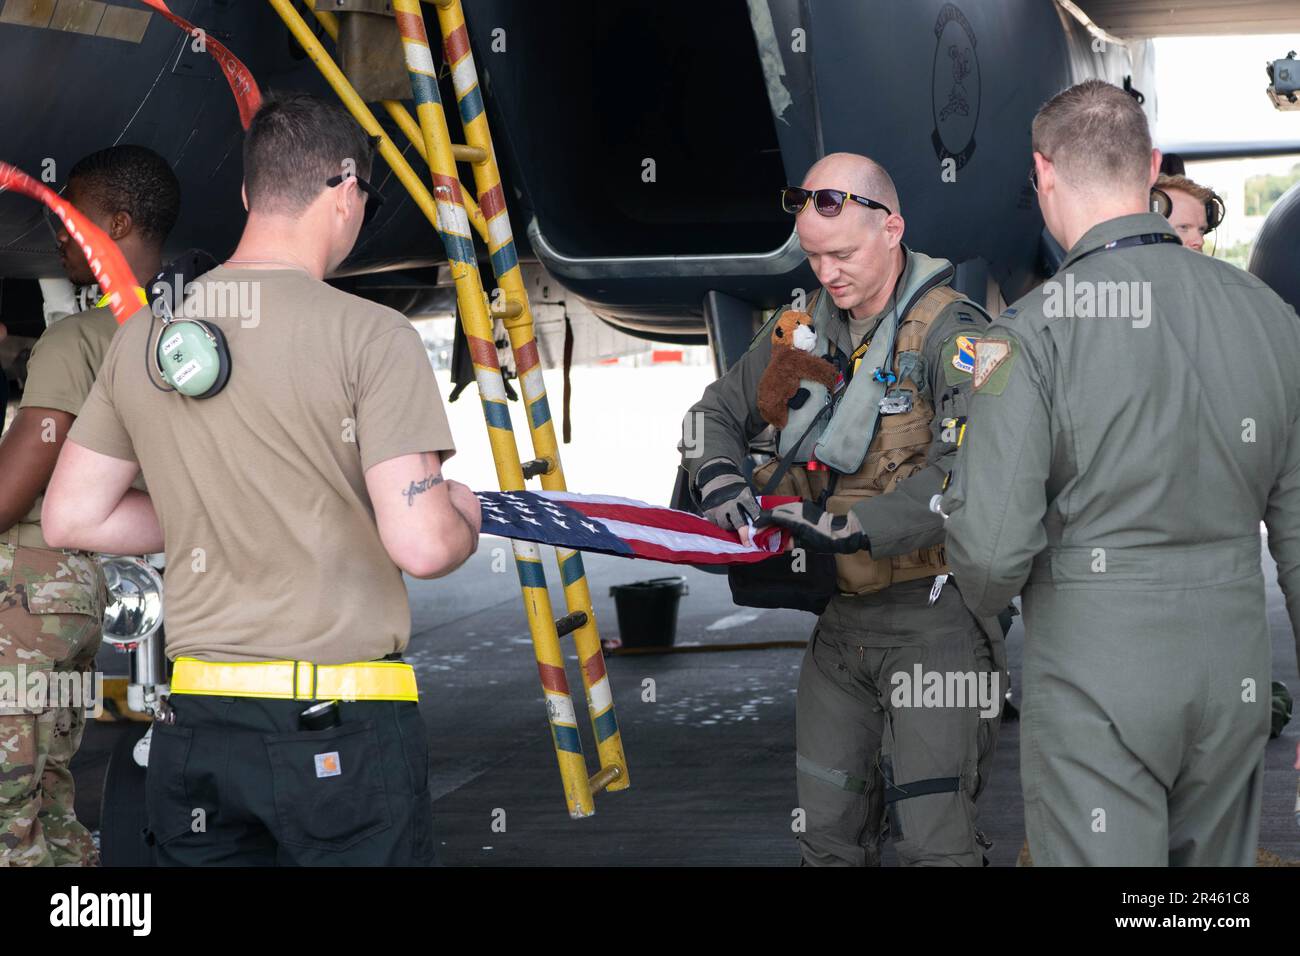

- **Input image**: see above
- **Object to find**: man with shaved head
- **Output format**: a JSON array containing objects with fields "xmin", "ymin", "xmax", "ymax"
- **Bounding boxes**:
[
  {"xmin": 942, "ymin": 79, "xmax": 1300, "ymax": 865},
  {"xmin": 680, "ymin": 151, "xmax": 1006, "ymax": 866}
]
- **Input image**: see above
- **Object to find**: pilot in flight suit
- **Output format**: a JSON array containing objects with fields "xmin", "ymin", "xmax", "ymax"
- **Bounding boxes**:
[
  {"xmin": 681, "ymin": 152, "xmax": 1007, "ymax": 866},
  {"xmin": 943, "ymin": 80, "xmax": 1300, "ymax": 866}
]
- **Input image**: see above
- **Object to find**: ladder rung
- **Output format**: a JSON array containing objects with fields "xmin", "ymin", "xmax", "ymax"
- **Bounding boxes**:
[
  {"xmin": 555, "ymin": 611, "xmax": 589, "ymax": 637},
  {"xmin": 451, "ymin": 143, "xmax": 488, "ymax": 164},
  {"xmin": 521, "ymin": 457, "xmax": 552, "ymax": 479},
  {"xmin": 490, "ymin": 299, "xmax": 524, "ymax": 319},
  {"xmin": 588, "ymin": 765, "xmax": 623, "ymax": 793}
]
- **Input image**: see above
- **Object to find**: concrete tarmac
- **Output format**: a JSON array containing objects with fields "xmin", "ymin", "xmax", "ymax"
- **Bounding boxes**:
[{"xmin": 74, "ymin": 532, "xmax": 1300, "ymax": 866}]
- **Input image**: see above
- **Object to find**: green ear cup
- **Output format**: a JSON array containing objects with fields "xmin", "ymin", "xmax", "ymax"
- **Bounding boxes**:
[{"xmin": 156, "ymin": 319, "xmax": 231, "ymax": 399}]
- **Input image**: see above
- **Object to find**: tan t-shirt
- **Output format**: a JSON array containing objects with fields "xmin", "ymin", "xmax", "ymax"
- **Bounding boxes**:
[
  {"xmin": 18, "ymin": 306, "xmax": 119, "ymax": 548},
  {"xmin": 68, "ymin": 267, "xmax": 457, "ymax": 664}
]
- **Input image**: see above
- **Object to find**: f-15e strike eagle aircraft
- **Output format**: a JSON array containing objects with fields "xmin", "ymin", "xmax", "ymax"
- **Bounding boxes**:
[{"xmin": 1, "ymin": 1, "xmax": 1298, "ymax": 380}]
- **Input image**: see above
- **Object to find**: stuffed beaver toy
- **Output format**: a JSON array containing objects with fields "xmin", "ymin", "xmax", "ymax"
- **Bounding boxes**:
[{"xmin": 757, "ymin": 308, "xmax": 839, "ymax": 428}]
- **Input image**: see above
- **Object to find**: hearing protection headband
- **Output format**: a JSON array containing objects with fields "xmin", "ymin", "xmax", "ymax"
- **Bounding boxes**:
[{"xmin": 1150, "ymin": 186, "xmax": 1225, "ymax": 232}]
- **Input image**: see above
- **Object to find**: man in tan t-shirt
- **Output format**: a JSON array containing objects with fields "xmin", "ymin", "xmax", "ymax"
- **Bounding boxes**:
[
  {"xmin": 43, "ymin": 92, "xmax": 480, "ymax": 866},
  {"xmin": 0, "ymin": 144, "xmax": 180, "ymax": 866}
]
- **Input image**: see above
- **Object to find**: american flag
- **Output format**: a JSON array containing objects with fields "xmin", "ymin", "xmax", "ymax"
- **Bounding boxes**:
[{"xmin": 474, "ymin": 491, "xmax": 793, "ymax": 565}]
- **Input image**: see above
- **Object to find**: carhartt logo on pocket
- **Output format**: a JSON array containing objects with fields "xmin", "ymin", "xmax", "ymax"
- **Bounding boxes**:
[{"xmin": 315, "ymin": 751, "xmax": 341, "ymax": 778}]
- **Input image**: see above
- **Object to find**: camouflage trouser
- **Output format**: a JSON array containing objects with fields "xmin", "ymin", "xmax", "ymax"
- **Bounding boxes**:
[{"xmin": 0, "ymin": 534, "xmax": 105, "ymax": 867}]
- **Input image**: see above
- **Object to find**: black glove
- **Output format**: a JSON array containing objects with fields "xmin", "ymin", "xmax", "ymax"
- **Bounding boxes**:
[
  {"xmin": 756, "ymin": 500, "xmax": 869, "ymax": 554},
  {"xmin": 695, "ymin": 457, "xmax": 760, "ymax": 532}
]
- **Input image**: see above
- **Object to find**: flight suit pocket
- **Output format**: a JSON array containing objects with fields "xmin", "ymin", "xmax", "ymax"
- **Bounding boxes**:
[
  {"xmin": 146, "ymin": 722, "xmax": 197, "ymax": 845},
  {"xmin": 809, "ymin": 626, "xmax": 856, "ymax": 690},
  {"xmin": 263, "ymin": 720, "xmax": 392, "ymax": 852}
]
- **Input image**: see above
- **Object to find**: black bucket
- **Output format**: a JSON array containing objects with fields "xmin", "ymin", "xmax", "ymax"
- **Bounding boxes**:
[{"xmin": 609, "ymin": 576, "xmax": 689, "ymax": 648}]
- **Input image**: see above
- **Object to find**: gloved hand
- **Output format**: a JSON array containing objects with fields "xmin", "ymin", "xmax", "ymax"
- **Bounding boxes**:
[
  {"xmin": 695, "ymin": 457, "xmax": 760, "ymax": 532},
  {"xmin": 756, "ymin": 500, "xmax": 869, "ymax": 554}
]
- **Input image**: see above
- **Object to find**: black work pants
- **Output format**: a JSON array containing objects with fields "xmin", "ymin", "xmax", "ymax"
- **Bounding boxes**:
[{"xmin": 145, "ymin": 694, "xmax": 437, "ymax": 866}]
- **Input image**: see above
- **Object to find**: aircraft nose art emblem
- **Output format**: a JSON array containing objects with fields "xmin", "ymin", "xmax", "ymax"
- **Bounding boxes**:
[{"xmin": 931, "ymin": 3, "xmax": 981, "ymax": 170}]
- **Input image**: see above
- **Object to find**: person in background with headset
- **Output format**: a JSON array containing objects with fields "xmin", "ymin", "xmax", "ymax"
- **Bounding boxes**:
[
  {"xmin": 1151, "ymin": 172, "xmax": 1224, "ymax": 253},
  {"xmin": 42, "ymin": 92, "xmax": 480, "ymax": 865},
  {"xmin": 0, "ymin": 145, "xmax": 179, "ymax": 866}
]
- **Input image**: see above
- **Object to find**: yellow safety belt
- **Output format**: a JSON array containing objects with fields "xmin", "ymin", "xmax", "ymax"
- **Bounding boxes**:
[{"xmin": 170, "ymin": 657, "xmax": 419, "ymax": 702}]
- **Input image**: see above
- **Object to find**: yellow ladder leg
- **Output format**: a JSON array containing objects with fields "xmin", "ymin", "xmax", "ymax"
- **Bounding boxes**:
[
  {"xmin": 428, "ymin": 0, "xmax": 629, "ymax": 794},
  {"xmin": 267, "ymin": 0, "xmax": 595, "ymax": 818}
]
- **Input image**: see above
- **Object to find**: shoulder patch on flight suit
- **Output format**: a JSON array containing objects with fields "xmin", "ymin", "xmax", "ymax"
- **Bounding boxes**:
[
  {"xmin": 972, "ymin": 337, "xmax": 1018, "ymax": 395},
  {"xmin": 1000, "ymin": 306, "xmax": 1019, "ymax": 319},
  {"xmin": 941, "ymin": 331, "xmax": 981, "ymax": 385}
]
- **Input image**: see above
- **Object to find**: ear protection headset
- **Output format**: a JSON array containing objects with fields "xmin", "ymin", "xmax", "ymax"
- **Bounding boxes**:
[
  {"xmin": 144, "ymin": 249, "xmax": 229, "ymax": 399},
  {"xmin": 1150, "ymin": 186, "xmax": 1225, "ymax": 232},
  {"xmin": 151, "ymin": 313, "xmax": 231, "ymax": 399}
]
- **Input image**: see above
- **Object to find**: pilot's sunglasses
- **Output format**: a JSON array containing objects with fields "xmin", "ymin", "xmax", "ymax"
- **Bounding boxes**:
[
  {"xmin": 326, "ymin": 172, "xmax": 385, "ymax": 226},
  {"xmin": 781, "ymin": 187, "xmax": 892, "ymax": 218}
]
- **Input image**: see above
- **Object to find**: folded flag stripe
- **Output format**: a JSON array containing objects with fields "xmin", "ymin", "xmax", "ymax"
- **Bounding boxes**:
[
  {"xmin": 541, "ymin": 491, "xmax": 755, "ymax": 544},
  {"xmin": 474, "ymin": 490, "xmax": 791, "ymax": 565},
  {"xmin": 593, "ymin": 516, "xmax": 760, "ymax": 563}
]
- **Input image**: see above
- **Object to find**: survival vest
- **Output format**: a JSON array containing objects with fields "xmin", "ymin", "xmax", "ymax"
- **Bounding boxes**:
[{"xmin": 753, "ymin": 254, "xmax": 984, "ymax": 596}]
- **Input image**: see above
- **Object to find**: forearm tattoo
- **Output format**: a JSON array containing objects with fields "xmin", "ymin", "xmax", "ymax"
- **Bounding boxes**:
[{"xmin": 402, "ymin": 472, "xmax": 445, "ymax": 507}]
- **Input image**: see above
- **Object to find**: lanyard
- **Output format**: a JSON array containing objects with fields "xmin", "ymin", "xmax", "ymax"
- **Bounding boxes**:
[
  {"xmin": 845, "ymin": 260, "xmax": 906, "ymax": 377},
  {"xmin": 1066, "ymin": 232, "xmax": 1181, "ymax": 267},
  {"xmin": 850, "ymin": 337, "xmax": 871, "ymax": 374}
]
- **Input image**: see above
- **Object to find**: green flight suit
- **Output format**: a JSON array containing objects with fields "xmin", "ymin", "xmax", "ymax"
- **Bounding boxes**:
[
  {"xmin": 943, "ymin": 212, "xmax": 1300, "ymax": 866},
  {"xmin": 680, "ymin": 247, "xmax": 1006, "ymax": 866}
]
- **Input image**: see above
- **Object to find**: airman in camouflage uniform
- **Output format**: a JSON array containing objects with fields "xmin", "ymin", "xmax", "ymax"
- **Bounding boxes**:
[
  {"xmin": 0, "ymin": 144, "xmax": 178, "ymax": 865},
  {"xmin": 0, "ymin": 539, "xmax": 105, "ymax": 866}
]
